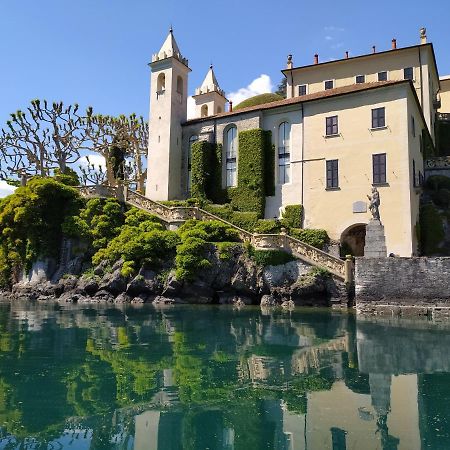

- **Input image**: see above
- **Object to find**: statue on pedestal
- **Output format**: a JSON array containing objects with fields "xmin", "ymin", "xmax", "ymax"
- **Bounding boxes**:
[{"xmin": 367, "ymin": 187, "xmax": 380, "ymax": 221}]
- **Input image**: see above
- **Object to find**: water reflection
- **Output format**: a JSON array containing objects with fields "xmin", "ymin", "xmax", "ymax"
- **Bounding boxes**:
[{"xmin": 0, "ymin": 302, "xmax": 448, "ymax": 449}]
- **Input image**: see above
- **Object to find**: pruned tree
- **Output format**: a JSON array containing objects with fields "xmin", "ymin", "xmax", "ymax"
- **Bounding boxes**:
[
  {"xmin": 0, "ymin": 100, "xmax": 89, "ymax": 181},
  {"xmin": 79, "ymin": 155, "xmax": 107, "ymax": 185}
]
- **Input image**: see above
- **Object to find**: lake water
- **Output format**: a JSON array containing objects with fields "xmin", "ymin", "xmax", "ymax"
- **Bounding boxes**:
[{"xmin": 0, "ymin": 303, "xmax": 448, "ymax": 450}]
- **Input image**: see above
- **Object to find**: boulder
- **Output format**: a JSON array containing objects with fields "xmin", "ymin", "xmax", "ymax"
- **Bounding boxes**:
[
  {"xmin": 76, "ymin": 278, "xmax": 99, "ymax": 296},
  {"xmin": 114, "ymin": 293, "xmax": 133, "ymax": 304},
  {"xmin": 93, "ymin": 290, "xmax": 115, "ymax": 302},
  {"xmin": 93, "ymin": 260, "xmax": 109, "ymax": 276},
  {"xmin": 99, "ymin": 269, "xmax": 127, "ymax": 295},
  {"xmin": 153, "ymin": 296, "xmax": 186, "ymax": 305},
  {"xmin": 263, "ymin": 261, "xmax": 311, "ymax": 289},
  {"xmin": 162, "ymin": 272, "xmax": 183, "ymax": 297},
  {"xmin": 260, "ymin": 294, "xmax": 278, "ymax": 307},
  {"xmin": 126, "ymin": 270, "xmax": 158, "ymax": 296}
]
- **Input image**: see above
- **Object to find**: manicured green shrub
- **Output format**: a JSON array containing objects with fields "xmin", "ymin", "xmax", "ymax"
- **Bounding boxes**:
[
  {"xmin": 248, "ymin": 247, "xmax": 295, "ymax": 267},
  {"xmin": 229, "ymin": 211, "xmax": 259, "ymax": 231},
  {"xmin": 178, "ymin": 220, "xmax": 240, "ymax": 243},
  {"xmin": 253, "ymin": 219, "xmax": 281, "ymax": 234},
  {"xmin": 216, "ymin": 242, "xmax": 242, "ymax": 261},
  {"xmin": 234, "ymin": 93, "xmax": 283, "ymax": 110},
  {"xmin": 432, "ymin": 189, "xmax": 450, "ymax": 208},
  {"xmin": 264, "ymin": 143, "xmax": 276, "ymax": 197},
  {"xmin": 175, "ymin": 237, "xmax": 211, "ymax": 280},
  {"xmin": 426, "ymin": 175, "xmax": 450, "ymax": 191},
  {"xmin": 420, "ymin": 203, "xmax": 445, "ymax": 255},
  {"xmin": 53, "ymin": 167, "xmax": 80, "ymax": 186},
  {"xmin": 191, "ymin": 140, "xmax": 211, "ymax": 199},
  {"xmin": 204, "ymin": 203, "xmax": 233, "ymax": 221},
  {"xmin": 281, "ymin": 205, "xmax": 304, "ymax": 229},
  {"xmin": 290, "ymin": 228, "xmax": 329, "ymax": 249}
]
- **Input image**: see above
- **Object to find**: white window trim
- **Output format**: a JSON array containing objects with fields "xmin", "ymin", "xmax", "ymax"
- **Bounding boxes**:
[
  {"xmin": 324, "ymin": 79, "xmax": 335, "ymax": 90},
  {"xmin": 377, "ymin": 71, "xmax": 389, "ymax": 82},
  {"xmin": 277, "ymin": 121, "xmax": 292, "ymax": 185},
  {"xmin": 355, "ymin": 75, "xmax": 366, "ymax": 84}
]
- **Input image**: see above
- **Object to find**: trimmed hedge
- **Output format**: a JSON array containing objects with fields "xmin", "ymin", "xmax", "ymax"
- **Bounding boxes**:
[
  {"xmin": 290, "ymin": 228, "xmax": 329, "ymax": 250},
  {"xmin": 248, "ymin": 247, "xmax": 295, "ymax": 267},
  {"xmin": 191, "ymin": 140, "xmax": 212, "ymax": 199},
  {"xmin": 281, "ymin": 205, "xmax": 304, "ymax": 229}
]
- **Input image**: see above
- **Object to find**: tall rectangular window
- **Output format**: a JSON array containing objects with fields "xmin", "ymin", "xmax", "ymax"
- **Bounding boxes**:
[
  {"xmin": 372, "ymin": 107, "xmax": 386, "ymax": 128},
  {"xmin": 326, "ymin": 116, "xmax": 339, "ymax": 136},
  {"xmin": 356, "ymin": 75, "xmax": 365, "ymax": 84},
  {"xmin": 324, "ymin": 80, "xmax": 334, "ymax": 90},
  {"xmin": 378, "ymin": 71, "xmax": 388, "ymax": 81},
  {"xmin": 278, "ymin": 122, "xmax": 291, "ymax": 184},
  {"xmin": 326, "ymin": 160, "xmax": 339, "ymax": 189},
  {"xmin": 226, "ymin": 127, "xmax": 237, "ymax": 187},
  {"xmin": 411, "ymin": 116, "xmax": 416, "ymax": 137},
  {"xmin": 404, "ymin": 67, "xmax": 414, "ymax": 80},
  {"xmin": 298, "ymin": 84, "xmax": 307, "ymax": 96},
  {"xmin": 373, "ymin": 153, "xmax": 387, "ymax": 184}
]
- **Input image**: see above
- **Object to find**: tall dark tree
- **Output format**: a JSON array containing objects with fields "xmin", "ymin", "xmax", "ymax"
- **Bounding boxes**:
[{"xmin": 275, "ymin": 78, "xmax": 287, "ymax": 99}]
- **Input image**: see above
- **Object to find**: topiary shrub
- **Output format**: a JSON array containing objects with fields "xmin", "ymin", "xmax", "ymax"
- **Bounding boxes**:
[
  {"xmin": 420, "ymin": 203, "xmax": 445, "ymax": 255},
  {"xmin": 426, "ymin": 175, "xmax": 450, "ymax": 191},
  {"xmin": 178, "ymin": 220, "xmax": 240, "ymax": 243},
  {"xmin": 281, "ymin": 205, "xmax": 304, "ymax": 229},
  {"xmin": 431, "ymin": 189, "xmax": 450, "ymax": 208},
  {"xmin": 234, "ymin": 93, "xmax": 284, "ymax": 110},
  {"xmin": 175, "ymin": 237, "xmax": 211, "ymax": 280},
  {"xmin": 229, "ymin": 211, "xmax": 259, "ymax": 231},
  {"xmin": 253, "ymin": 219, "xmax": 281, "ymax": 234},
  {"xmin": 247, "ymin": 246, "xmax": 295, "ymax": 267},
  {"xmin": 290, "ymin": 228, "xmax": 329, "ymax": 249}
]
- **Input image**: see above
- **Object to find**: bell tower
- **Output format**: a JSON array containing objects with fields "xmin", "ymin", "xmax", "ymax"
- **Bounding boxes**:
[
  {"xmin": 192, "ymin": 65, "xmax": 228, "ymax": 118},
  {"xmin": 146, "ymin": 28, "xmax": 191, "ymax": 200}
]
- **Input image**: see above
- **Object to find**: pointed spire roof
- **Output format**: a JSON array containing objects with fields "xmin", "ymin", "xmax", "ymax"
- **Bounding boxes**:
[
  {"xmin": 151, "ymin": 27, "xmax": 189, "ymax": 67},
  {"xmin": 195, "ymin": 65, "xmax": 226, "ymax": 97}
]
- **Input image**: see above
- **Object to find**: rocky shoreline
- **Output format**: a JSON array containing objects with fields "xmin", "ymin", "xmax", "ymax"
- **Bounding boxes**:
[{"xmin": 1, "ymin": 246, "xmax": 349, "ymax": 307}]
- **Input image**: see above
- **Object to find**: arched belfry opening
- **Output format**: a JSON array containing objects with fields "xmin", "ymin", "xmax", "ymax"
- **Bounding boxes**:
[
  {"xmin": 177, "ymin": 75, "xmax": 183, "ymax": 95},
  {"xmin": 201, "ymin": 105, "xmax": 209, "ymax": 117},
  {"xmin": 340, "ymin": 224, "xmax": 367, "ymax": 257},
  {"xmin": 157, "ymin": 73, "xmax": 166, "ymax": 92}
]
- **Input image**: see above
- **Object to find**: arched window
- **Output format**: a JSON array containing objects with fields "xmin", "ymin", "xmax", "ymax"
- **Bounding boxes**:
[
  {"xmin": 157, "ymin": 73, "xmax": 166, "ymax": 92},
  {"xmin": 278, "ymin": 122, "xmax": 291, "ymax": 184},
  {"xmin": 188, "ymin": 135, "xmax": 198, "ymax": 192},
  {"xmin": 177, "ymin": 76, "xmax": 183, "ymax": 95},
  {"xmin": 201, "ymin": 105, "xmax": 209, "ymax": 118},
  {"xmin": 225, "ymin": 126, "xmax": 237, "ymax": 187}
]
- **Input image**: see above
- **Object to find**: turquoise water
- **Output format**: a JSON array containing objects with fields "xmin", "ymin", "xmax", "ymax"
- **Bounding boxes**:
[{"xmin": 0, "ymin": 303, "xmax": 448, "ymax": 449}]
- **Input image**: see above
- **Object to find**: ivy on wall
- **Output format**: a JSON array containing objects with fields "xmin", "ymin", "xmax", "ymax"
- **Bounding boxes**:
[{"xmin": 190, "ymin": 140, "xmax": 211, "ymax": 200}]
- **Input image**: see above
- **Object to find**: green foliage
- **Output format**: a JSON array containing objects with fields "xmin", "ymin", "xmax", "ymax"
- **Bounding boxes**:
[
  {"xmin": 229, "ymin": 129, "xmax": 269, "ymax": 217},
  {"xmin": 175, "ymin": 237, "xmax": 211, "ymax": 280},
  {"xmin": 178, "ymin": 220, "xmax": 240, "ymax": 243},
  {"xmin": 216, "ymin": 242, "xmax": 241, "ymax": 261},
  {"xmin": 228, "ymin": 211, "xmax": 259, "ymax": 231},
  {"xmin": 0, "ymin": 177, "xmax": 83, "ymax": 282},
  {"xmin": 190, "ymin": 140, "xmax": 211, "ymax": 199},
  {"xmin": 209, "ymin": 143, "xmax": 226, "ymax": 203},
  {"xmin": 264, "ymin": 143, "xmax": 276, "ymax": 196},
  {"xmin": 420, "ymin": 203, "xmax": 445, "ymax": 255},
  {"xmin": 431, "ymin": 189, "xmax": 450, "ymax": 208},
  {"xmin": 53, "ymin": 168, "xmax": 80, "ymax": 186},
  {"xmin": 426, "ymin": 175, "xmax": 450, "ymax": 191},
  {"xmin": 247, "ymin": 246, "xmax": 295, "ymax": 267},
  {"xmin": 234, "ymin": 93, "xmax": 284, "ymax": 110},
  {"xmin": 253, "ymin": 219, "xmax": 281, "ymax": 234},
  {"xmin": 281, "ymin": 205, "xmax": 304, "ymax": 229},
  {"xmin": 290, "ymin": 228, "xmax": 329, "ymax": 249},
  {"xmin": 309, "ymin": 266, "xmax": 331, "ymax": 278}
]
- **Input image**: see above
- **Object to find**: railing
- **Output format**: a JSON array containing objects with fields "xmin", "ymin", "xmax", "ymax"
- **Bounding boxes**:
[
  {"xmin": 76, "ymin": 186, "xmax": 347, "ymax": 280},
  {"xmin": 437, "ymin": 113, "xmax": 450, "ymax": 122},
  {"xmin": 425, "ymin": 157, "xmax": 450, "ymax": 169}
]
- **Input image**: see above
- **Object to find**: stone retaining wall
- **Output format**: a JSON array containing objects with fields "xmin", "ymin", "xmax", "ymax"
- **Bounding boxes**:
[{"xmin": 355, "ymin": 257, "xmax": 450, "ymax": 314}]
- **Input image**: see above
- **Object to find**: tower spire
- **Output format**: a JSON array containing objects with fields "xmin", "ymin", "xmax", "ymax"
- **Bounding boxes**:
[{"xmin": 151, "ymin": 28, "xmax": 188, "ymax": 67}]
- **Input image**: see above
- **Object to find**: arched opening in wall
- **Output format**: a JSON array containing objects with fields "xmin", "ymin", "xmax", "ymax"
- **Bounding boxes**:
[
  {"xmin": 177, "ymin": 76, "xmax": 183, "ymax": 95},
  {"xmin": 201, "ymin": 105, "xmax": 209, "ymax": 118},
  {"xmin": 157, "ymin": 73, "xmax": 166, "ymax": 92},
  {"xmin": 340, "ymin": 224, "xmax": 367, "ymax": 257},
  {"xmin": 217, "ymin": 106, "xmax": 222, "ymax": 114}
]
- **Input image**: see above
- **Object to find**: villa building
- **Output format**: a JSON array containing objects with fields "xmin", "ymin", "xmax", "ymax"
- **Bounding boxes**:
[{"xmin": 145, "ymin": 28, "xmax": 446, "ymax": 257}]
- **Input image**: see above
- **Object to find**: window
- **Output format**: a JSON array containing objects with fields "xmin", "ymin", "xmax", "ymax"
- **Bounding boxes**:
[
  {"xmin": 420, "ymin": 134, "xmax": 423, "ymax": 153},
  {"xmin": 157, "ymin": 73, "xmax": 166, "ymax": 92},
  {"xmin": 413, "ymin": 159, "xmax": 416, "ymax": 187},
  {"xmin": 188, "ymin": 135, "xmax": 198, "ymax": 191},
  {"xmin": 225, "ymin": 126, "xmax": 237, "ymax": 187},
  {"xmin": 372, "ymin": 107, "xmax": 386, "ymax": 129},
  {"xmin": 356, "ymin": 75, "xmax": 365, "ymax": 84},
  {"xmin": 326, "ymin": 116, "xmax": 339, "ymax": 136},
  {"xmin": 411, "ymin": 116, "xmax": 416, "ymax": 137},
  {"xmin": 201, "ymin": 105, "xmax": 208, "ymax": 118},
  {"xmin": 404, "ymin": 67, "xmax": 414, "ymax": 80},
  {"xmin": 378, "ymin": 71, "xmax": 388, "ymax": 81},
  {"xmin": 373, "ymin": 153, "xmax": 386, "ymax": 184},
  {"xmin": 176, "ymin": 76, "xmax": 183, "ymax": 95},
  {"xmin": 298, "ymin": 84, "xmax": 307, "ymax": 96},
  {"xmin": 326, "ymin": 160, "xmax": 339, "ymax": 189},
  {"xmin": 331, "ymin": 428, "xmax": 347, "ymax": 450},
  {"xmin": 278, "ymin": 122, "xmax": 291, "ymax": 184},
  {"xmin": 324, "ymin": 80, "xmax": 334, "ymax": 90}
]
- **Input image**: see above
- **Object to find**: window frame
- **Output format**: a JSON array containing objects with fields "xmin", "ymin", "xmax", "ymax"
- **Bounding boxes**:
[
  {"xmin": 225, "ymin": 126, "xmax": 238, "ymax": 188},
  {"xmin": 411, "ymin": 115, "xmax": 416, "ymax": 137},
  {"xmin": 404, "ymin": 67, "xmax": 414, "ymax": 81},
  {"xmin": 278, "ymin": 121, "xmax": 291, "ymax": 185},
  {"xmin": 298, "ymin": 84, "xmax": 308, "ymax": 96},
  {"xmin": 372, "ymin": 153, "xmax": 387, "ymax": 185},
  {"xmin": 326, "ymin": 115, "xmax": 339, "ymax": 137},
  {"xmin": 326, "ymin": 159, "xmax": 339, "ymax": 190},
  {"xmin": 355, "ymin": 75, "xmax": 365, "ymax": 84},
  {"xmin": 378, "ymin": 71, "xmax": 388, "ymax": 82},
  {"xmin": 324, "ymin": 79, "xmax": 334, "ymax": 90},
  {"xmin": 371, "ymin": 107, "xmax": 386, "ymax": 129}
]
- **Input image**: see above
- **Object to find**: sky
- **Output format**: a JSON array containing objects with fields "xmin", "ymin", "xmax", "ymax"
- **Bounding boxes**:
[{"xmin": 0, "ymin": 0, "xmax": 449, "ymax": 196}]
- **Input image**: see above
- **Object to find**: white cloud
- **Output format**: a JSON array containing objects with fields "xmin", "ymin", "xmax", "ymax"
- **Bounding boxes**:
[
  {"xmin": 79, "ymin": 154, "xmax": 106, "ymax": 170},
  {"xmin": 324, "ymin": 26, "xmax": 345, "ymax": 32},
  {"xmin": 0, "ymin": 180, "xmax": 16, "ymax": 198},
  {"xmin": 325, "ymin": 35, "xmax": 334, "ymax": 41},
  {"xmin": 227, "ymin": 74, "xmax": 273, "ymax": 106},
  {"xmin": 187, "ymin": 96, "xmax": 196, "ymax": 120}
]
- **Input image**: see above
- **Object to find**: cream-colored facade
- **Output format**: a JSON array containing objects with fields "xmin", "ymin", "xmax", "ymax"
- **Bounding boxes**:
[
  {"xmin": 146, "ymin": 29, "xmax": 441, "ymax": 257},
  {"xmin": 439, "ymin": 76, "xmax": 450, "ymax": 113}
]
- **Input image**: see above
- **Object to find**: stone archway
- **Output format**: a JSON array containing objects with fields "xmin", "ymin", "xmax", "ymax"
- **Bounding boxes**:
[{"xmin": 341, "ymin": 223, "xmax": 367, "ymax": 257}]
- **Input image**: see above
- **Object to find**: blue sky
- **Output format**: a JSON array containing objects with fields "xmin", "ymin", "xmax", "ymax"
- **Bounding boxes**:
[{"xmin": 0, "ymin": 0, "xmax": 449, "ymax": 195}]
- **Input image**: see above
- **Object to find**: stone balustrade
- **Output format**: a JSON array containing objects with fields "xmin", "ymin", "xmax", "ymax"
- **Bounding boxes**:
[
  {"xmin": 425, "ymin": 156, "xmax": 450, "ymax": 169},
  {"xmin": 76, "ymin": 186, "xmax": 348, "ymax": 281}
]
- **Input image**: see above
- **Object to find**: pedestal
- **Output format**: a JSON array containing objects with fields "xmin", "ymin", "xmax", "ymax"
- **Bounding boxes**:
[{"xmin": 364, "ymin": 219, "xmax": 387, "ymax": 258}]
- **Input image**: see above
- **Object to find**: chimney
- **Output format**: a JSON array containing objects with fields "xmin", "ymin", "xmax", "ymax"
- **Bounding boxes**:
[
  {"xmin": 287, "ymin": 54, "xmax": 293, "ymax": 69},
  {"xmin": 314, "ymin": 54, "xmax": 319, "ymax": 64},
  {"xmin": 345, "ymin": 51, "xmax": 349, "ymax": 59},
  {"xmin": 391, "ymin": 39, "xmax": 397, "ymax": 50},
  {"xmin": 372, "ymin": 46, "xmax": 376, "ymax": 54},
  {"xmin": 229, "ymin": 101, "xmax": 233, "ymax": 112},
  {"xmin": 420, "ymin": 27, "xmax": 427, "ymax": 44}
]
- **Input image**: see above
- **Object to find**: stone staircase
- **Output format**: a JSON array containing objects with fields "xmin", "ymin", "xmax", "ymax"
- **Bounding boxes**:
[{"xmin": 78, "ymin": 185, "xmax": 350, "ymax": 281}]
